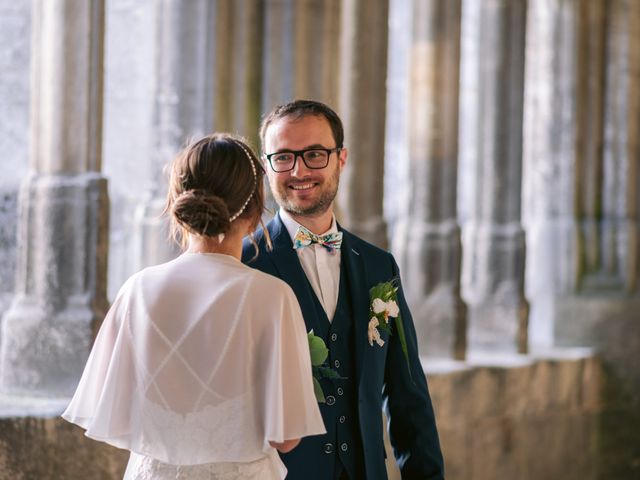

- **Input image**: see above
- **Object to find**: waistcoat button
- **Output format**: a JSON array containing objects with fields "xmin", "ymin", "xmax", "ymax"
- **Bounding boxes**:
[
  {"xmin": 339, "ymin": 415, "xmax": 346, "ymax": 423},
  {"xmin": 337, "ymin": 387, "xmax": 344, "ymax": 396},
  {"xmin": 324, "ymin": 443, "xmax": 334, "ymax": 454},
  {"xmin": 334, "ymin": 359, "xmax": 340, "ymax": 368},
  {"xmin": 331, "ymin": 333, "xmax": 338, "ymax": 341},
  {"xmin": 326, "ymin": 395, "xmax": 336, "ymax": 405},
  {"xmin": 341, "ymin": 443, "xmax": 348, "ymax": 452}
]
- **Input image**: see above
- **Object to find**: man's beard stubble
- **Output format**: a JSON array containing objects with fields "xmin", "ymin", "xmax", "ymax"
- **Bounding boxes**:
[{"xmin": 275, "ymin": 166, "xmax": 340, "ymax": 218}]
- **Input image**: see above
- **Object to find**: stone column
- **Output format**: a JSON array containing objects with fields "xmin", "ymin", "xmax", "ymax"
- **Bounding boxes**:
[
  {"xmin": 600, "ymin": 0, "xmax": 640, "ymax": 293},
  {"xmin": 523, "ymin": 0, "xmax": 640, "ymax": 346},
  {"xmin": 103, "ymin": 0, "xmax": 157, "ymax": 299},
  {"xmin": 392, "ymin": 0, "xmax": 466, "ymax": 359},
  {"xmin": 261, "ymin": 0, "xmax": 341, "ymax": 113},
  {"xmin": 212, "ymin": 0, "xmax": 263, "ymax": 146},
  {"xmin": 131, "ymin": 0, "xmax": 217, "ymax": 271},
  {"xmin": 460, "ymin": 0, "xmax": 529, "ymax": 353},
  {"xmin": 338, "ymin": 0, "xmax": 389, "ymax": 248},
  {"xmin": 0, "ymin": 1, "xmax": 30, "ymax": 317},
  {"xmin": 0, "ymin": 0, "xmax": 108, "ymax": 397}
]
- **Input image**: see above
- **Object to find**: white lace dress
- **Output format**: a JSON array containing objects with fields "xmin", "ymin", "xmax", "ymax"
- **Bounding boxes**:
[{"xmin": 62, "ymin": 253, "xmax": 325, "ymax": 479}]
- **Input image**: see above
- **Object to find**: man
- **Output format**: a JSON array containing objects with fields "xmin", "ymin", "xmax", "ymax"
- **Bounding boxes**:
[{"xmin": 242, "ymin": 100, "xmax": 444, "ymax": 479}]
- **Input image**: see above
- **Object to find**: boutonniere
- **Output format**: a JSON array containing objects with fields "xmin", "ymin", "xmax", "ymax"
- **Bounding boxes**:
[
  {"xmin": 368, "ymin": 279, "xmax": 412, "ymax": 378},
  {"xmin": 308, "ymin": 330, "xmax": 342, "ymax": 403}
]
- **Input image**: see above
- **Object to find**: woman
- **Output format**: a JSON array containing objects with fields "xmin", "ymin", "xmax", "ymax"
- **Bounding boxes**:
[{"xmin": 62, "ymin": 134, "xmax": 326, "ymax": 479}]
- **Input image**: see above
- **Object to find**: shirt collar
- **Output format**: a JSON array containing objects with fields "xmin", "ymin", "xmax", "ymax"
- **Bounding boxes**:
[{"xmin": 279, "ymin": 208, "xmax": 338, "ymax": 243}]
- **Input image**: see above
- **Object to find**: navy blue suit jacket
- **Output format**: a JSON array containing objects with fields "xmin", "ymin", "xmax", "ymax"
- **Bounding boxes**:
[{"xmin": 242, "ymin": 214, "xmax": 444, "ymax": 479}]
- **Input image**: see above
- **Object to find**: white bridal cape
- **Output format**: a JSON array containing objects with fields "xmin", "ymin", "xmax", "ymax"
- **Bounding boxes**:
[{"xmin": 63, "ymin": 253, "xmax": 325, "ymax": 479}]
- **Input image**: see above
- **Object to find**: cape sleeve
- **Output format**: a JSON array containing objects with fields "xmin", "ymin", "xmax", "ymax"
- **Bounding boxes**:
[
  {"xmin": 61, "ymin": 276, "xmax": 139, "ymax": 446},
  {"xmin": 258, "ymin": 281, "xmax": 326, "ymax": 446}
]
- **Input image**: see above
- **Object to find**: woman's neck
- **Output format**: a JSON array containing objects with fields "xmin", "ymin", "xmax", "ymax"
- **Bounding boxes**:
[{"xmin": 187, "ymin": 232, "xmax": 242, "ymax": 260}]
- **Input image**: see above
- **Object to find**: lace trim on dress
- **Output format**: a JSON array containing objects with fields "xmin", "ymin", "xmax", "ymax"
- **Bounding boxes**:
[{"xmin": 125, "ymin": 454, "xmax": 275, "ymax": 480}]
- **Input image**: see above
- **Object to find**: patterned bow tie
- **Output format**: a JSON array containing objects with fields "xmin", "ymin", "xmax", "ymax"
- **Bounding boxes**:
[{"xmin": 293, "ymin": 226, "xmax": 343, "ymax": 254}]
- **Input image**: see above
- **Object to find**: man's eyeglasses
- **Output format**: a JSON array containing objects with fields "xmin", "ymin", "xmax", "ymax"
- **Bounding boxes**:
[{"xmin": 264, "ymin": 147, "xmax": 341, "ymax": 173}]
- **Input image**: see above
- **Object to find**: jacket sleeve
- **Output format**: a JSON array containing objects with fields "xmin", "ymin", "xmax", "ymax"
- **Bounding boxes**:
[{"xmin": 382, "ymin": 256, "xmax": 445, "ymax": 479}]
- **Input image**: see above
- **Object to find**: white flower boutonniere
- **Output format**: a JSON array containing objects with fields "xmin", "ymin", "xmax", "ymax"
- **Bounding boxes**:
[{"xmin": 368, "ymin": 279, "xmax": 413, "ymax": 379}]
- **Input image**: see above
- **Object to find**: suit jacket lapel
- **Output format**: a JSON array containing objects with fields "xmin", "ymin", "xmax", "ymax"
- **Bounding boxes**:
[
  {"xmin": 266, "ymin": 214, "xmax": 323, "ymax": 333},
  {"xmin": 339, "ymin": 228, "xmax": 369, "ymax": 386}
]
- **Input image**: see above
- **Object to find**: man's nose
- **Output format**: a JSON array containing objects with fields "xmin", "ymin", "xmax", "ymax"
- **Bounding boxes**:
[{"xmin": 290, "ymin": 153, "xmax": 310, "ymax": 177}]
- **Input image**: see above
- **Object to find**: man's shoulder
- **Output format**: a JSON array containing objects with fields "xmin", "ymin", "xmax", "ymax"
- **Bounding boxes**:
[{"xmin": 340, "ymin": 227, "xmax": 394, "ymax": 262}]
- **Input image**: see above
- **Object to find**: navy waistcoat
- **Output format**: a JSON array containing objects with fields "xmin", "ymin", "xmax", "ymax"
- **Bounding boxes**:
[{"xmin": 280, "ymin": 266, "xmax": 364, "ymax": 479}]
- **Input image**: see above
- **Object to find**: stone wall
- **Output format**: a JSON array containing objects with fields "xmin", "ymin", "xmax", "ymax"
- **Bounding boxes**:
[
  {"xmin": 385, "ymin": 351, "xmax": 602, "ymax": 480},
  {"xmin": 0, "ymin": 417, "xmax": 127, "ymax": 479}
]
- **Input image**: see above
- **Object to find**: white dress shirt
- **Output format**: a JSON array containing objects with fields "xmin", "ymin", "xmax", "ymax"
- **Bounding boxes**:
[{"xmin": 280, "ymin": 209, "xmax": 341, "ymax": 321}]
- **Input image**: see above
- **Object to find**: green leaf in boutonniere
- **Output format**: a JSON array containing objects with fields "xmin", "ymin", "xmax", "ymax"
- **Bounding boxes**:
[
  {"xmin": 369, "ymin": 279, "xmax": 413, "ymax": 381},
  {"xmin": 307, "ymin": 330, "xmax": 344, "ymax": 403}
]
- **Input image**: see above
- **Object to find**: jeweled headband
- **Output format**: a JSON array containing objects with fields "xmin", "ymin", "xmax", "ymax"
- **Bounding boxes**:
[{"xmin": 228, "ymin": 139, "xmax": 258, "ymax": 222}]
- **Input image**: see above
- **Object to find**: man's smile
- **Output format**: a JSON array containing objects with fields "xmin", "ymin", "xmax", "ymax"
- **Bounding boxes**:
[{"xmin": 289, "ymin": 182, "xmax": 318, "ymax": 191}]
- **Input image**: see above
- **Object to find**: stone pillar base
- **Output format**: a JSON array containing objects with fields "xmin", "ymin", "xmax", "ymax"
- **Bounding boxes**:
[
  {"xmin": 413, "ymin": 291, "xmax": 467, "ymax": 360},
  {"xmin": 464, "ymin": 223, "xmax": 529, "ymax": 353},
  {"xmin": 467, "ymin": 300, "xmax": 529, "ymax": 354},
  {"xmin": 0, "ymin": 186, "xmax": 19, "ymax": 317},
  {"xmin": 394, "ymin": 220, "xmax": 467, "ymax": 359},
  {"xmin": 0, "ymin": 174, "xmax": 109, "ymax": 397},
  {"xmin": 1, "ymin": 299, "xmax": 96, "ymax": 397}
]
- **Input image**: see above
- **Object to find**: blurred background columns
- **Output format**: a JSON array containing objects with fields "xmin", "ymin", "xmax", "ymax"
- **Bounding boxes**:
[
  {"xmin": 261, "ymin": 0, "xmax": 341, "ymax": 116},
  {"xmin": 130, "ymin": 0, "xmax": 216, "ymax": 272},
  {"xmin": 337, "ymin": 0, "xmax": 389, "ymax": 247},
  {"xmin": 391, "ymin": 0, "xmax": 466, "ymax": 360},
  {"xmin": 460, "ymin": 0, "xmax": 529, "ymax": 354},
  {"xmin": 0, "ymin": 0, "xmax": 108, "ymax": 397}
]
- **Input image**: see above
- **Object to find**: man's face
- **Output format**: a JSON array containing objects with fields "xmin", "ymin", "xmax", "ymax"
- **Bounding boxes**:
[{"xmin": 263, "ymin": 114, "xmax": 346, "ymax": 218}]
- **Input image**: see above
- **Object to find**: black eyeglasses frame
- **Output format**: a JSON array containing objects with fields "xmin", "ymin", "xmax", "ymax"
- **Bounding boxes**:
[{"xmin": 263, "ymin": 147, "xmax": 342, "ymax": 173}]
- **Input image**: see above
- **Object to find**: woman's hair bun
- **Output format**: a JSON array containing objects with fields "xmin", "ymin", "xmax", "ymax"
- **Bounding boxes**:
[{"xmin": 172, "ymin": 189, "xmax": 231, "ymax": 237}]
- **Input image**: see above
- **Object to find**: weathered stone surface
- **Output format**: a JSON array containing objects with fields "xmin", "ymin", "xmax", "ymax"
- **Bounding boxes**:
[
  {"xmin": 390, "ymin": 0, "xmax": 466, "ymax": 360},
  {"xmin": 0, "ymin": 189, "xmax": 19, "ymax": 318},
  {"xmin": 103, "ymin": 0, "xmax": 158, "ymax": 298},
  {"xmin": 523, "ymin": 0, "xmax": 639, "ymax": 347},
  {"xmin": 0, "ymin": 0, "xmax": 109, "ymax": 397},
  {"xmin": 413, "ymin": 351, "xmax": 603, "ymax": 480},
  {"xmin": 211, "ymin": 0, "xmax": 263, "ymax": 144},
  {"xmin": 261, "ymin": 0, "xmax": 341, "ymax": 113},
  {"xmin": 0, "ymin": 414, "xmax": 127, "ymax": 479},
  {"xmin": 0, "ymin": 176, "xmax": 109, "ymax": 396},
  {"xmin": 459, "ymin": 0, "xmax": 529, "ymax": 353},
  {"xmin": 129, "ymin": 0, "xmax": 217, "ymax": 273},
  {"xmin": 0, "ymin": 0, "xmax": 30, "ymax": 318},
  {"xmin": 337, "ymin": 0, "xmax": 389, "ymax": 247}
]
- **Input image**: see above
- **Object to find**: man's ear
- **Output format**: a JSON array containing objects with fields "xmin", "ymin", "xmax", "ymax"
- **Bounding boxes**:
[{"xmin": 338, "ymin": 147, "xmax": 347, "ymax": 171}]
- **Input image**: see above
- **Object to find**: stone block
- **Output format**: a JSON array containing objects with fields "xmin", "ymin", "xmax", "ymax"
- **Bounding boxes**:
[
  {"xmin": 527, "ymin": 359, "xmax": 554, "ymax": 415},
  {"xmin": 581, "ymin": 356, "xmax": 603, "ymax": 412},
  {"xmin": 0, "ymin": 415, "xmax": 127, "ymax": 479},
  {"xmin": 438, "ymin": 424, "xmax": 470, "ymax": 480},
  {"xmin": 428, "ymin": 351, "xmax": 602, "ymax": 480},
  {"xmin": 551, "ymin": 358, "xmax": 583, "ymax": 411},
  {"xmin": 464, "ymin": 367, "xmax": 504, "ymax": 420},
  {"xmin": 468, "ymin": 417, "xmax": 521, "ymax": 480},
  {"xmin": 502, "ymin": 364, "xmax": 533, "ymax": 417}
]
